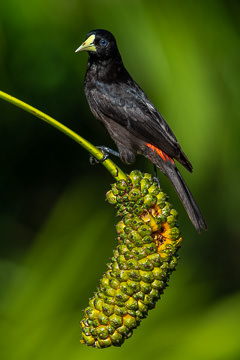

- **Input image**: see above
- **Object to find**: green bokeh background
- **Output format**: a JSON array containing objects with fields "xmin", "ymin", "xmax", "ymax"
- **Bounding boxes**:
[{"xmin": 1, "ymin": 0, "xmax": 240, "ymax": 359}]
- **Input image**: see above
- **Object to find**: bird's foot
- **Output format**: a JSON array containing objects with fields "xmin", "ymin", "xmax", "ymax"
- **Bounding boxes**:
[
  {"xmin": 89, "ymin": 146, "xmax": 119, "ymax": 165},
  {"xmin": 153, "ymin": 176, "xmax": 161, "ymax": 188},
  {"xmin": 153, "ymin": 165, "xmax": 161, "ymax": 188}
]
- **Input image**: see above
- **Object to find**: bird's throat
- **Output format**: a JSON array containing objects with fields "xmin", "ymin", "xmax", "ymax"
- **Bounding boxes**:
[{"xmin": 88, "ymin": 56, "xmax": 125, "ymax": 82}]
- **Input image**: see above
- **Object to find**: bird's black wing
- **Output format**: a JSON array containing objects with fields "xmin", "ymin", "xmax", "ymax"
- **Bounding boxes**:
[{"xmin": 87, "ymin": 78, "xmax": 191, "ymax": 167}]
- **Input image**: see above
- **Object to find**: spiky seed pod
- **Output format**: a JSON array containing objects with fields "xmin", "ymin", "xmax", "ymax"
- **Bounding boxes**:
[{"xmin": 81, "ymin": 170, "xmax": 182, "ymax": 348}]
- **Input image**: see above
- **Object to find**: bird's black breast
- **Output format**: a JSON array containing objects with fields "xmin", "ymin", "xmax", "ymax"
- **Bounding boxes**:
[{"xmin": 84, "ymin": 63, "xmax": 132, "ymax": 127}]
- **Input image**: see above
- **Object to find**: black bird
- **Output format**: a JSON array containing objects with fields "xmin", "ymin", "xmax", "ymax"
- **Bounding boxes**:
[{"xmin": 75, "ymin": 29, "xmax": 207, "ymax": 233}]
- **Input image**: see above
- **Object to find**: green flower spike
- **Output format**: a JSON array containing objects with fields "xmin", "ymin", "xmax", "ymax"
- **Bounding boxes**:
[{"xmin": 80, "ymin": 170, "xmax": 182, "ymax": 348}]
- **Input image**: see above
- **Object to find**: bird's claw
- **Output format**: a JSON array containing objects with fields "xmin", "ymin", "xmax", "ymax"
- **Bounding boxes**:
[
  {"xmin": 153, "ymin": 165, "xmax": 161, "ymax": 188},
  {"xmin": 89, "ymin": 146, "xmax": 119, "ymax": 165},
  {"xmin": 153, "ymin": 176, "xmax": 161, "ymax": 188}
]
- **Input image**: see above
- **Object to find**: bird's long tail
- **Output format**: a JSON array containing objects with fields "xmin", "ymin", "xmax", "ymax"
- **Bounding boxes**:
[{"xmin": 145, "ymin": 144, "xmax": 207, "ymax": 233}]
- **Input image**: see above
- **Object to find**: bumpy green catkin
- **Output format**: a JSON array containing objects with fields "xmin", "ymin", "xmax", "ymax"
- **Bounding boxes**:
[{"xmin": 80, "ymin": 170, "xmax": 182, "ymax": 348}]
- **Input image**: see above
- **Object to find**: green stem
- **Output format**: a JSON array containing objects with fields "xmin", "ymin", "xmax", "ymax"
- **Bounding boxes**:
[{"xmin": 0, "ymin": 90, "xmax": 126, "ymax": 181}]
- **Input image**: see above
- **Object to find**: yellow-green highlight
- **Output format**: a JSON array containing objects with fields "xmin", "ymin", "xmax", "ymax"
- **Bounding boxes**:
[{"xmin": 0, "ymin": 90, "xmax": 126, "ymax": 181}]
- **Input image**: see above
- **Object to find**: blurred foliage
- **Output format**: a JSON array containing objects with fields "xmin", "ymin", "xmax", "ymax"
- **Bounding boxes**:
[{"xmin": 0, "ymin": 0, "xmax": 240, "ymax": 359}]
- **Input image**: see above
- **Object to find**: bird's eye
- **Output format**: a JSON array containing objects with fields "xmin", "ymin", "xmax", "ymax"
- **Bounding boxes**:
[{"xmin": 99, "ymin": 39, "xmax": 108, "ymax": 47}]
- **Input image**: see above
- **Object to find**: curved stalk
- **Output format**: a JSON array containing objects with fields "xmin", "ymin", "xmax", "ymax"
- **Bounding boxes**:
[{"xmin": 0, "ymin": 90, "xmax": 126, "ymax": 180}]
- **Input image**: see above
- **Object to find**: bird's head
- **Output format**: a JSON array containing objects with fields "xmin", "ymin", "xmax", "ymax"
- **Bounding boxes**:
[{"xmin": 75, "ymin": 29, "xmax": 120, "ymax": 61}]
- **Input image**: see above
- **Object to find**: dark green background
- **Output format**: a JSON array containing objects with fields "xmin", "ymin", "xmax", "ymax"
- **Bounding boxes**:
[{"xmin": 1, "ymin": 0, "xmax": 240, "ymax": 359}]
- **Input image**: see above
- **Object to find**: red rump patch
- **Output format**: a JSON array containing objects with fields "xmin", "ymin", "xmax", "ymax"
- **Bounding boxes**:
[{"xmin": 146, "ymin": 143, "xmax": 175, "ymax": 164}]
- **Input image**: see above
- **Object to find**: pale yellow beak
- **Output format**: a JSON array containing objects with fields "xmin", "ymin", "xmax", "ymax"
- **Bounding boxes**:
[{"xmin": 75, "ymin": 34, "xmax": 96, "ymax": 53}]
